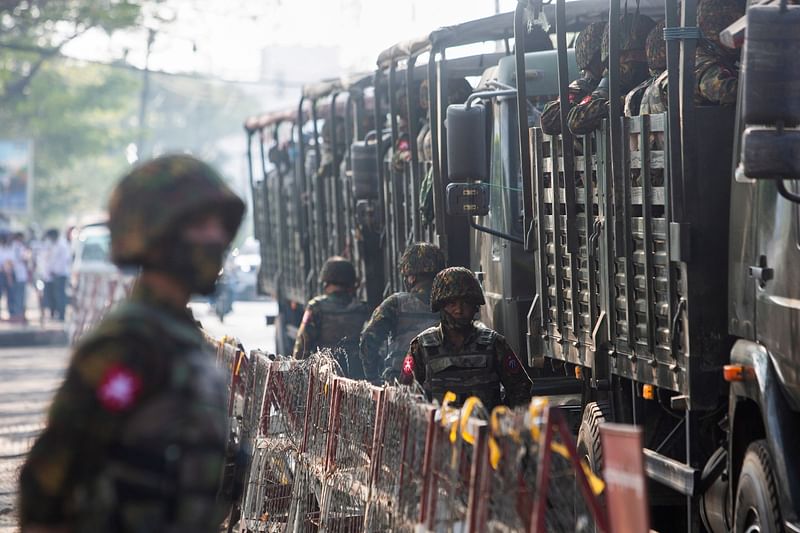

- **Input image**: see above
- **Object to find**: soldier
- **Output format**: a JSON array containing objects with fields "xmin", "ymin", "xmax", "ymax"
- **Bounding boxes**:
[
  {"xmin": 18, "ymin": 154, "xmax": 245, "ymax": 532},
  {"xmin": 359, "ymin": 242, "xmax": 445, "ymax": 382},
  {"xmin": 695, "ymin": 0, "xmax": 742, "ymax": 105},
  {"xmin": 399, "ymin": 267, "xmax": 533, "ymax": 411},
  {"xmin": 540, "ymin": 21, "xmax": 606, "ymax": 135},
  {"xmin": 567, "ymin": 13, "xmax": 655, "ymax": 135},
  {"xmin": 625, "ymin": 20, "xmax": 667, "ymax": 116},
  {"xmin": 293, "ymin": 256, "xmax": 370, "ymax": 378}
]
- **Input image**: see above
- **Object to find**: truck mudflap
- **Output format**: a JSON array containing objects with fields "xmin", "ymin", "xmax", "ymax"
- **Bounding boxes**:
[{"xmin": 729, "ymin": 339, "xmax": 800, "ymax": 526}]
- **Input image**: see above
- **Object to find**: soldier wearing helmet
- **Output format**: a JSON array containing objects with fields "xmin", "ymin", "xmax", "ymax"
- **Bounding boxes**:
[
  {"xmin": 541, "ymin": 21, "xmax": 607, "ymax": 135},
  {"xmin": 399, "ymin": 267, "xmax": 532, "ymax": 410},
  {"xmin": 19, "ymin": 154, "xmax": 245, "ymax": 532},
  {"xmin": 292, "ymin": 256, "xmax": 370, "ymax": 377},
  {"xmin": 625, "ymin": 20, "xmax": 668, "ymax": 116},
  {"xmin": 359, "ymin": 242, "xmax": 446, "ymax": 382},
  {"xmin": 695, "ymin": 0, "xmax": 742, "ymax": 105},
  {"xmin": 567, "ymin": 13, "xmax": 656, "ymax": 134}
]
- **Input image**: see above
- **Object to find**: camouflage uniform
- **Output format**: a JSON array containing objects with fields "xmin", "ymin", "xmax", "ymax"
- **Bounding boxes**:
[
  {"xmin": 293, "ymin": 257, "xmax": 370, "ymax": 378},
  {"xmin": 359, "ymin": 243, "xmax": 445, "ymax": 382},
  {"xmin": 540, "ymin": 21, "xmax": 606, "ymax": 135},
  {"xmin": 568, "ymin": 14, "xmax": 655, "ymax": 135},
  {"xmin": 625, "ymin": 21, "xmax": 667, "ymax": 116},
  {"xmin": 399, "ymin": 267, "xmax": 532, "ymax": 411},
  {"xmin": 19, "ymin": 155, "xmax": 245, "ymax": 532},
  {"xmin": 695, "ymin": 0, "xmax": 742, "ymax": 105}
]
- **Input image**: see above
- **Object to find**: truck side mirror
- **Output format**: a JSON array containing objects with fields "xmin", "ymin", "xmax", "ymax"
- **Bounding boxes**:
[
  {"xmin": 446, "ymin": 103, "xmax": 488, "ymax": 181},
  {"xmin": 741, "ymin": 128, "xmax": 800, "ymax": 179},
  {"xmin": 742, "ymin": 5, "xmax": 800, "ymax": 126},
  {"xmin": 446, "ymin": 182, "xmax": 490, "ymax": 216}
]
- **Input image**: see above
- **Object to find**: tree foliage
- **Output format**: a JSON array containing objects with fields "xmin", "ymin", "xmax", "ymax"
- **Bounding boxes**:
[{"xmin": 0, "ymin": 1, "xmax": 258, "ymax": 228}]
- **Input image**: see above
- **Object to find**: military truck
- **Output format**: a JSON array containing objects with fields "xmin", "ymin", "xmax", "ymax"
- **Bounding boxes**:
[
  {"xmin": 245, "ymin": 0, "xmax": 799, "ymax": 528},
  {"xmin": 443, "ymin": 0, "xmax": 799, "ymax": 530}
]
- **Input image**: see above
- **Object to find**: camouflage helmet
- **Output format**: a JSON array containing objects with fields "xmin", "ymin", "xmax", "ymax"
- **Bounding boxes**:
[
  {"xmin": 575, "ymin": 21, "xmax": 607, "ymax": 70},
  {"xmin": 108, "ymin": 154, "xmax": 245, "ymax": 267},
  {"xmin": 399, "ymin": 242, "xmax": 446, "ymax": 277},
  {"xmin": 319, "ymin": 256, "xmax": 357, "ymax": 286},
  {"xmin": 430, "ymin": 266, "xmax": 486, "ymax": 312},
  {"xmin": 601, "ymin": 13, "xmax": 656, "ymax": 64},
  {"xmin": 646, "ymin": 21, "xmax": 667, "ymax": 72},
  {"xmin": 698, "ymin": 0, "xmax": 744, "ymax": 47}
]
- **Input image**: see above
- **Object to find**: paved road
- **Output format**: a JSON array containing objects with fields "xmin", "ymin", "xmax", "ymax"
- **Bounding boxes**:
[
  {"xmin": 190, "ymin": 298, "xmax": 278, "ymax": 354},
  {"xmin": 0, "ymin": 345, "xmax": 70, "ymax": 532}
]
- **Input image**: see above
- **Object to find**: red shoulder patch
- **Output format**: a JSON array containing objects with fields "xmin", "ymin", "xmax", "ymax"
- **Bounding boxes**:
[
  {"xmin": 402, "ymin": 354, "xmax": 415, "ymax": 376},
  {"xmin": 97, "ymin": 364, "xmax": 142, "ymax": 412},
  {"xmin": 301, "ymin": 309, "xmax": 313, "ymax": 326},
  {"xmin": 579, "ymin": 94, "xmax": 593, "ymax": 105}
]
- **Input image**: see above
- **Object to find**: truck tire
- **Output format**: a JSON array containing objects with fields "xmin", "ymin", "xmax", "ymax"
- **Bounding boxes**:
[
  {"xmin": 577, "ymin": 401, "xmax": 609, "ymax": 475},
  {"xmin": 734, "ymin": 439, "xmax": 783, "ymax": 533}
]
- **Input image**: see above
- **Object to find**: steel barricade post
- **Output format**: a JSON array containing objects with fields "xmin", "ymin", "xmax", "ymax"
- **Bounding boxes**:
[
  {"xmin": 317, "ymin": 377, "xmax": 383, "ymax": 532},
  {"xmin": 365, "ymin": 388, "xmax": 434, "ymax": 532},
  {"xmin": 529, "ymin": 406, "xmax": 609, "ymax": 533}
]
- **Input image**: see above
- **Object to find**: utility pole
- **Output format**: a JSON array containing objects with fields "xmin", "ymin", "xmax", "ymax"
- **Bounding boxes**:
[{"xmin": 137, "ymin": 28, "xmax": 156, "ymax": 160}]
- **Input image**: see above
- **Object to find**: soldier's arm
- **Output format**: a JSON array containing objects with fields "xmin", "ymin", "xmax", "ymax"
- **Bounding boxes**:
[
  {"xmin": 398, "ymin": 338, "xmax": 425, "ymax": 387},
  {"xmin": 292, "ymin": 302, "xmax": 320, "ymax": 359},
  {"xmin": 18, "ymin": 337, "xmax": 161, "ymax": 527},
  {"xmin": 567, "ymin": 97, "xmax": 610, "ymax": 135},
  {"xmin": 494, "ymin": 336, "xmax": 533, "ymax": 407},
  {"xmin": 540, "ymin": 100, "xmax": 563, "ymax": 135},
  {"xmin": 358, "ymin": 295, "xmax": 399, "ymax": 380},
  {"xmin": 698, "ymin": 63, "xmax": 738, "ymax": 105}
]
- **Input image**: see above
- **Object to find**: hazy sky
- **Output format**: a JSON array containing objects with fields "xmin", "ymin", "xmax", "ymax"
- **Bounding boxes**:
[{"xmin": 63, "ymin": 0, "xmax": 519, "ymax": 82}]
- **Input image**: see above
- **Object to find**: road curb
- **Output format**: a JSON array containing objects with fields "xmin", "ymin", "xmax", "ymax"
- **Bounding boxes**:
[{"xmin": 0, "ymin": 328, "xmax": 68, "ymax": 347}]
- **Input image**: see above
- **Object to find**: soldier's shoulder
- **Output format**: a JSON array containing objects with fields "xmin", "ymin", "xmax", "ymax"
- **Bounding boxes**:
[
  {"xmin": 306, "ymin": 294, "xmax": 329, "ymax": 309},
  {"xmin": 415, "ymin": 325, "xmax": 441, "ymax": 346}
]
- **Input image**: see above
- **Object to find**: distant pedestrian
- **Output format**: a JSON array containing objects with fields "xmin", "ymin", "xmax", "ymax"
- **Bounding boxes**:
[
  {"xmin": 44, "ymin": 229, "xmax": 71, "ymax": 321},
  {"xmin": 0, "ymin": 232, "xmax": 12, "ymax": 318},
  {"xmin": 9, "ymin": 232, "xmax": 30, "ymax": 323}
]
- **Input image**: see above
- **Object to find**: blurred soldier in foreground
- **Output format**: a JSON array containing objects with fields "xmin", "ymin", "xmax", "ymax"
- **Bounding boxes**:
[
  {"xmin": 293, "ymin": 256, "xmax": 370, "ymax": 378},
  {"xmin": 359, "ymin": 242, "xmax": 445, "ymax": 383},
  {"xmin": 399, "ymin": 267, "xmax": 532, "ymax": 411},
  {"xmin": 540, "ymin": 20, "xmax": 606, "ymax": 135},
  {"xmin": 568, "ymin": 13, "xmax": 655, "ymax": 135},
  {"xmin": 18, "ymin": 154, "xmax": 245, "ymax": 532}
]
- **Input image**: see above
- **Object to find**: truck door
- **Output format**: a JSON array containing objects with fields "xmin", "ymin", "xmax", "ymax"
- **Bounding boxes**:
[{"xmin": 753, "ymin": 180, "xmax": 800, "ymax": 408}]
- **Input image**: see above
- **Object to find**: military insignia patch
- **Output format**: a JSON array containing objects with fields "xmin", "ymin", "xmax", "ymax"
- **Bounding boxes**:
[
  {"xmin": 402, "ymin": 354, "xmax": 415, "ymax": 376},
  {"xmin": 504, "ymin": 354, "xmax": 521, "ymax": 374},
  {"xmin": 301, "ymin": 309, "xmax": 313, "ymax": 325},
  {"xmin": 97, "ymin": 364, "xmax": 142, "ymax": 412}
]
